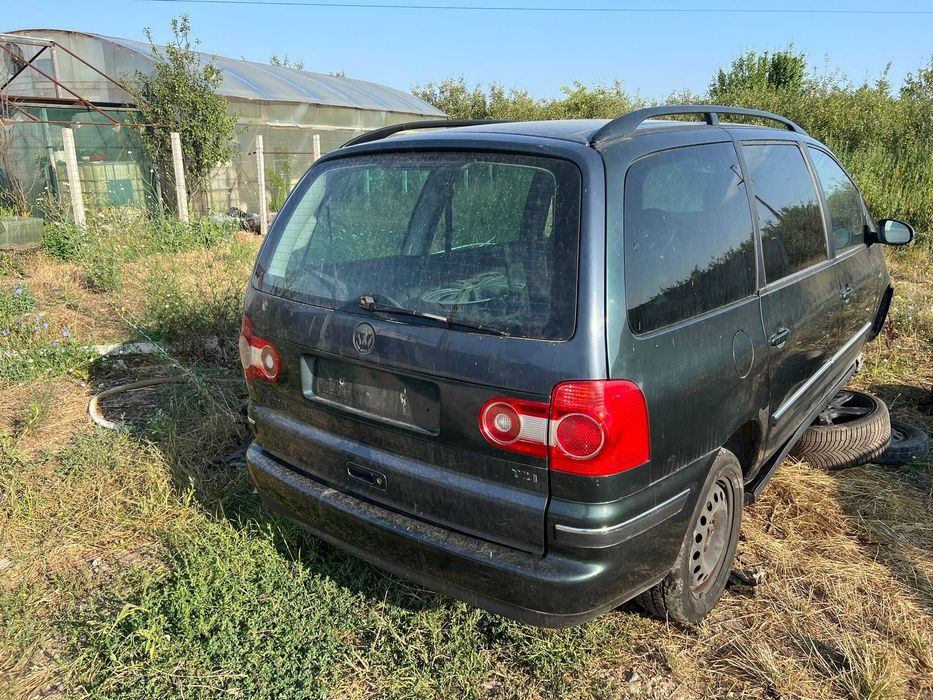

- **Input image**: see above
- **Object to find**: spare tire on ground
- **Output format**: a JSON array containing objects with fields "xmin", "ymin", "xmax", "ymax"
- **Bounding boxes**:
[
  {"xmin": 876, "ymin": 419, "xmax": 930, "ymax": 466},
  {"xmin": 790, "ymin": 390, "xmax": 891, "ymax": 470}
]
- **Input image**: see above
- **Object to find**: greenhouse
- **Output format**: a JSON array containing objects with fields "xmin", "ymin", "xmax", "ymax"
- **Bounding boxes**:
[{"xmin": 0, "ymin": 29, "xmax": 444, "ymax": 215}]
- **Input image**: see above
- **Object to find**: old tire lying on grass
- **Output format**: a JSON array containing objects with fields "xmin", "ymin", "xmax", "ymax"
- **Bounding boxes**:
[
  {"xmin": 790, "ymin": 390, "xmax": 891, "ymax": 470},
  {"xmin": 876, "ymin": 420, "xmax": 930, "ymax": 466}
]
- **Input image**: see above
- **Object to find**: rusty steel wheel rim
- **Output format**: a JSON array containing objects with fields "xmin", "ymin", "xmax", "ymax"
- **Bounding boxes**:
[{"xmin": 689, "ymin": 479, "xmax": 731, "ymax": 595}]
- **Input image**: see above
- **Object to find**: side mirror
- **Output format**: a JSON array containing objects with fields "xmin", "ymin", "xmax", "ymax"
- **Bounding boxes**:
[{"xmin": 874, "ymin": 219, "xmax": 915, "ymax": 246}]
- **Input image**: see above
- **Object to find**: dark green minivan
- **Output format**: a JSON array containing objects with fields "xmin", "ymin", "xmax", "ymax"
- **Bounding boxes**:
[{"xmin": 242, "ymin": 106, "xmax": 914, "ymax": 626}]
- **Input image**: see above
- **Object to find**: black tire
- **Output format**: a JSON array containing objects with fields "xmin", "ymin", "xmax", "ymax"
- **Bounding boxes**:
[
  {"xmin": 637, "ymin": 449, "xmax": 742, "ymax": 625},
  {"xmin": 790, "ymin": 390, "xmax": 891, "ymax": 470},
  {"xmin": 876, "ymin": 420, "xmax": 930, "ymax": 466}
]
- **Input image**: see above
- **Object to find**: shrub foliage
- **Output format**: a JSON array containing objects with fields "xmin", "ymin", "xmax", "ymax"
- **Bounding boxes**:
[{"xmin": 131, "ymin": 15, "xmax": 238, "ymax": 202}]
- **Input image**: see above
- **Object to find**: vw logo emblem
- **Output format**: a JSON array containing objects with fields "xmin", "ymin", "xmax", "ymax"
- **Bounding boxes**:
[{"xmin": 353, "ymin": 322, "xmax": 376, "ymax": 355}]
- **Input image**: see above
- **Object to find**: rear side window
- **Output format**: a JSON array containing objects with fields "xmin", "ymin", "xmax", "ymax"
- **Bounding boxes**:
[
  {"xmin": 807, "ymin": 147, "xmax": 867, "ymax": 253},
  {"xmin": 742, "ymin": 143, "xmax": 827, "ymax": 282},
  {"xmin": 623, "ymin": 142, "xmax": 756, "ymax": 334},
  {"xmin": 258, "ymin": 152, "xmax": 581, "ymax": 340}
]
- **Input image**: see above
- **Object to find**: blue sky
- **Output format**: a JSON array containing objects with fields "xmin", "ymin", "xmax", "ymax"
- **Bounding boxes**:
[{"xmin": 5, "ymin": 1, "xmax": 932, "ymax": 99}]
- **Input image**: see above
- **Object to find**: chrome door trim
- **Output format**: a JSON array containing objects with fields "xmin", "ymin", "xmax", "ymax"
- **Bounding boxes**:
[{"xmin": 771, "ymin": 321, "xmax": 871, "ymax": 424}]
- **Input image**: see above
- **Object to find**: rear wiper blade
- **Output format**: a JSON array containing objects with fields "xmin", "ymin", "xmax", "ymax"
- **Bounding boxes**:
[{"xmin": 358, "ymin": 295, "xmax": 509, "ymax": 337}]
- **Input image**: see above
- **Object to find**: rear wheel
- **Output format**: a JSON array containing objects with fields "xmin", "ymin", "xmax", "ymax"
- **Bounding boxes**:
[
  {"xmin": 790, "ymin": 390, "xmax": 890, "ymax": 470},
  {"xmin": 637, "ymin": 449, "xmax": 742, "ymax": 625}
]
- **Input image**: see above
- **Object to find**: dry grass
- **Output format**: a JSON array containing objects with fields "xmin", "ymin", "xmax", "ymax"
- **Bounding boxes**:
[
  {"xmin": 10, "ymin": 257, "xmax": 128, "ymax": 344},
  {"xmin": 672, "ymin": 461, "xmax": 933, "ymax": 698},
  {"xmin": 0, "ymin": 379, "xmax": 90, "ymax": 457}
]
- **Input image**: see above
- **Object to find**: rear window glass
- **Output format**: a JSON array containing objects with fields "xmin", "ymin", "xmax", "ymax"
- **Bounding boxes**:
[
  {"xmin": 257, "ymin": 152, "xmax": 581, "ymax": 340},
  {"xmin": 623, "ymin": 142, "xmax": 757, "ymax": 334},
  {"xmin": 742, "ymin": 143, "xmax": 827, "ymax": 282}
]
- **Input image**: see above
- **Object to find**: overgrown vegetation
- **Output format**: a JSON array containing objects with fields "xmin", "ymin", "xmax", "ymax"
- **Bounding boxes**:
[
  {"xmin": 267, "ymin": 160, "xmax": 292, "ymax": 212},
  {"xmin": 0, "ymin": 282, "xmax": 93, "ymax": 385},
  {"xmin": 131, "ymin": 15, "xmax": 238, "ymax": 202},
  {"xmin": 414, "ymin": 48, "xmax": 933, "ymax": 232},
  {"xmin": 39, "ymin": 204, "xmax": 237, "ymax": 291}
]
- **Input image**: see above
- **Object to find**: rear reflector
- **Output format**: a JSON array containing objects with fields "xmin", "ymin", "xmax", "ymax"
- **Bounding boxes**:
[
  {"xmin": 549, "ymin": 380, "xmax": 649, "ymax": 476},
  {"xmin": 477, "ymin": 380, "xmax": 649, "ymax": 476},
  {"xmin": 239, "ymin": 315, "xmax": 281, "ymax": 382}
]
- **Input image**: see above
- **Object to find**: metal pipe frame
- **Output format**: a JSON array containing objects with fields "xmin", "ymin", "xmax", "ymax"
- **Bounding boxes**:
[{"xmin": 0, "ymin": 41, "xmax": 119, "ymax": 125}]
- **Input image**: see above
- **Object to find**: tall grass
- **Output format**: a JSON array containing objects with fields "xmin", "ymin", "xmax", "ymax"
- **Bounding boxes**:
[{"xmin": 39, "ymin": 205, "xmax": 240, "ymax": 294}]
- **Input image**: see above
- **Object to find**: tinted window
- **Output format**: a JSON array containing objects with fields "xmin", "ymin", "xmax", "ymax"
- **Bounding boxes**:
[
  {"xmin": 260, "ymin": 152, "xmax": 581, "ymax": 340},
  {"xmin": 808, "ymin": 147, "xmax": 866, "ymax": 252},
  {"xmin": 742, "ymin": 144, "xmax": 827, "ymax": 282},
  {"xmin": 624, "ymin": 143, "xmax": 756, "ymax": 334}
]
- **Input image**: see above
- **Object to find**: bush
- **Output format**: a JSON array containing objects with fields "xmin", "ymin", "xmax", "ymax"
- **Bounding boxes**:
[
  {"xmin": 39, "ymin": 209, "xmax": 238, "ymax": 289},
  {"xmin": 81, "ymin": 245, "xmax": 123, "ymax": 294},
  {"xmin": 141, "ymin": 247, "xmax": 248, "ymax": 366},
  {"xmin": 149, "ymin": 215, "xmax": 237, "ymax": 254},
  {"xmin": 42, "ymin": 220, "xmax": 86, "ymax": 262}
]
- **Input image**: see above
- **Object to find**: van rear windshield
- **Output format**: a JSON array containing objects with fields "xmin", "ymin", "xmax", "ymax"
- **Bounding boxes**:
[{"xmin": 256, "ymin": 152, "xmax": 581, "ymax": 340}]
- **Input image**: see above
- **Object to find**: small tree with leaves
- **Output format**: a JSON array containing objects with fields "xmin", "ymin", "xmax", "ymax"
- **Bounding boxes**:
[
  {"xmin": 132, "ymin": 15, "xmax": 238, "ymax": 207},
  {"xmin": 710, "ymin": 48, "xmax": 808, "ymax": 101}
]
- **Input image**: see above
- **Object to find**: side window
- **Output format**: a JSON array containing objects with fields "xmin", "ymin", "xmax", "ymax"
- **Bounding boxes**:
[
  {"xmin": 623, "ymin": 142, "xmax": 757, "ymax": 334},
  {"xmin": 807, "ymin": 147, "xmax": 867, "ymax": 252},
  {"xmin": 742, "ymin": 143, "xmax": 827, "ymax": 282}
]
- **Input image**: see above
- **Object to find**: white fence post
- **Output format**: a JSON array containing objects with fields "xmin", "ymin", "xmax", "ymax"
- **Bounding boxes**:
[
  {"xmin": 256, "ymin": 134, "xmax": 268, "ymax": 235},
  {"xmin": 170, "ymin": 131, "xmax": 189, "ymax": 222},
  {"xmin": 312, "ymin": 134, "xmax": 322, "ymax": 162},
  {"xmin": 60, "ymin": 127, "xmax": 86, "ymax": 228}
]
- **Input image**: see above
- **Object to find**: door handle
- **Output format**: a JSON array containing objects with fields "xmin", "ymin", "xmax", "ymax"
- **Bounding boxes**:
[
  {"xmin": 841, "ymin": 285, "xmax": 853, "ymax": 302},
  {"xmin": 770, "ymin": 327, "xmax": 791, "ymax": 348}
]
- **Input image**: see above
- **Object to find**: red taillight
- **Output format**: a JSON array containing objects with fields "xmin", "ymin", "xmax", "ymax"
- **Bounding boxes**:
[
  {"xmin": 239, "ymin": 315, "xmax": 281, "ymax": 382},
  {"xmin": 477, "ymin": 380, "xmax": 649, "ymax": 476},
  {"xmin": 549, "ymin": 380, "xmax": 649, "ymax": 476},
  {"xmin": 478, "ymin": 397, "xmax": 549, "ymax": 458},
  {"xmin": 553, "ymin": 413, "xmax": 604, "ymax": 459}
]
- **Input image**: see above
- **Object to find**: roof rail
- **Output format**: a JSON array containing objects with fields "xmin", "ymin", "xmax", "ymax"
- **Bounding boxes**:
[
  {"xmin": 341, "ymin": 119, "xmax": 512, "ymax": 149},
  {"xmin": 589, "ymin": 105, "xmax": 807, "ymax": 146}
]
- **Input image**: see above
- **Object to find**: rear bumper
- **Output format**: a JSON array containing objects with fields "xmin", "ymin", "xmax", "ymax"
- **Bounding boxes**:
[{"xmin": 247, "ymin": 443, "xmax": 700, "ymax": 627}]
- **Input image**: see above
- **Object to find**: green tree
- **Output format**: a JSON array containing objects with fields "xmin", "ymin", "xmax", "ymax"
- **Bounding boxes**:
[
  {"xmin": 412, "ymin": 77, "xmax": 640, "ymax": 121},
  {"xmin": 132, "ymin": 15, "xmax": 238, "ymax": 204},
  {"xmin": 710, "ymin": 48, "xmax": 808, "ymax": 100},
  {"xmin": 902, "ymin": 57, "xmax": 933, "ymax": 100},
  {"xmin": 412, "ymin": 76, "xmax": 490, "ymax": 119}
]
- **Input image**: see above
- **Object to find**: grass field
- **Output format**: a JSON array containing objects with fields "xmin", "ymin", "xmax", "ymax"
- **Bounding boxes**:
[{"xmin": 0, "ymin": 229, "xmax": 931, "ymax": 699}]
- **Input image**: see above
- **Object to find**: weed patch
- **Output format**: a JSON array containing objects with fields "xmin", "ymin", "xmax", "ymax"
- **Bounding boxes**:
[{"xmin": 0, "ymin": 283, "xmax": 94, "ymax": 386}]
